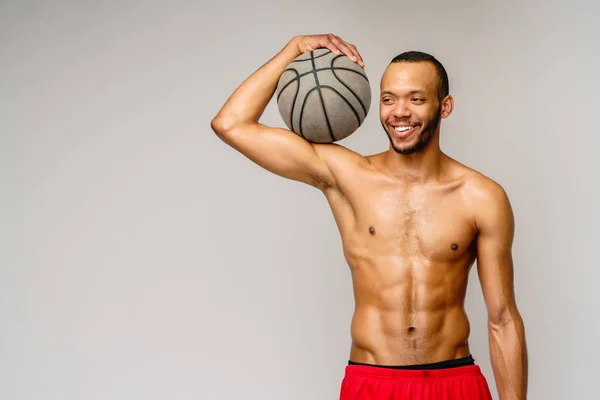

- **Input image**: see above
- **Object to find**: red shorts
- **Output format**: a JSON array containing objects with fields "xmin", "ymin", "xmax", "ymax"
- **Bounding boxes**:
[{"xmin": 340, "ymin": 363, "xmax": 493, "ymax": 400}]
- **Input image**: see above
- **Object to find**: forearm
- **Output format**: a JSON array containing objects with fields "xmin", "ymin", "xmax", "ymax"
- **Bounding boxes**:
[
  {"xmin": 488, "ymin": 315, "xmax": 528, "ymax": 399},
  {"xmin": 212, "ymin": 37, "xmax": 302, "ymax": 130}
]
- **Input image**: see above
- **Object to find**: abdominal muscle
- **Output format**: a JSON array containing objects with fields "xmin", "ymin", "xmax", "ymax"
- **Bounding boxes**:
[{"xmin": 345, "ymin": 251, "xmax": 473, "ymax": 366}]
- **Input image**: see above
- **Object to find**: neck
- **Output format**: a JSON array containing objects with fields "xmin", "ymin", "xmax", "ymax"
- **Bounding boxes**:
[{"xmin": 383, "ymin": 136, "xmax": 445, "ymax": 184}]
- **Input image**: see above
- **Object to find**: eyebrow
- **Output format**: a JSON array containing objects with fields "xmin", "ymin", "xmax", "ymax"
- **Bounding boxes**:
[{"xmin": 381, "ymin": 89, "xmax": 427, "ymax": 96}]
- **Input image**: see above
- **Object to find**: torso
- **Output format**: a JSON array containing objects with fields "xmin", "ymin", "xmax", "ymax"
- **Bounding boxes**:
[{"xmin": 323, "ymin": 151, "xmax": 481, "ymax": 366}]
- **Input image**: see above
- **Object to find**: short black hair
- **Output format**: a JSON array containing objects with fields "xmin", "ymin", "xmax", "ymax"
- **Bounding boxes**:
[{"xmin": 390, "ymin": 51, "xmax": 449, "ymax": 101}]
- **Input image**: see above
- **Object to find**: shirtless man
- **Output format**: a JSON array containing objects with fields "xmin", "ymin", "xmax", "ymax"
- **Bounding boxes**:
[{"xmin": 211, "ymin": 34, "xmax": 528, "ymax": 400}]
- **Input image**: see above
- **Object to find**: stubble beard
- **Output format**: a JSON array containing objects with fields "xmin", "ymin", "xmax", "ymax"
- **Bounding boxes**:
[{"xmin": 383, "ymin": 105, "xmax": 442, "ymax": 155}]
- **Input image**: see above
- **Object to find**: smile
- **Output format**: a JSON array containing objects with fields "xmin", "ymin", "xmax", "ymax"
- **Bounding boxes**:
[
  {"xmin": 392, "ymin": 125, "xmax": 418, "ymax": 138},
  {"xmin": 394, "ymin": 126, "xmax": 415, "ymax": 132}
]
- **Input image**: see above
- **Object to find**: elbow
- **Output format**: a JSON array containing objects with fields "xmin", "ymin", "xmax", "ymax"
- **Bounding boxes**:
[
  {"xmin": 211, "ymin": 114, "xmax": 246, "ymax": 143},
  {"xmin": 488, "ymin": 306, "xmax": 522, "ymax": 331},
  {"xmin": 210, "ymin": 115, "xmax": 231, "ymax": 137}
]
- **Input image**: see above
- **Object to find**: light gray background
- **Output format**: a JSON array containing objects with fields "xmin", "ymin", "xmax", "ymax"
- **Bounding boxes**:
[{"xmin": 2, "ymin": 0, "xmax": 599, "ymax": 399}]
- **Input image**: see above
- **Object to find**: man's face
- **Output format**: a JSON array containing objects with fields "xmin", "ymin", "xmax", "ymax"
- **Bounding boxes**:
[{"xmin": 379, "ymin": 62, "xmax": 446, "ymax": 155}]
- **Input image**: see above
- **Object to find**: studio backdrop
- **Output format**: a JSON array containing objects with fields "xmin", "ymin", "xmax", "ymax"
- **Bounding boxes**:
[{"xmin": 2, "ymin": 0, "xmax": 599, "ymax": 399}]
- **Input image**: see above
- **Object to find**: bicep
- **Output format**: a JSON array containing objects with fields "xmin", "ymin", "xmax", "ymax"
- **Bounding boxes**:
[
  {"xmin": 214, "ymin": 121, "xmax": 335, "ymax": 189},
  {"xmin": 476, "ymin": 184, "xmax": 518, "ymax": 325}
]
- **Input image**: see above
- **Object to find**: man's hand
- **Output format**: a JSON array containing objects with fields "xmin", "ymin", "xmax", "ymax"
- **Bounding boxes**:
[{"xmin": 291, "ymin": 33, "xmax": 365, "ymax": 68}]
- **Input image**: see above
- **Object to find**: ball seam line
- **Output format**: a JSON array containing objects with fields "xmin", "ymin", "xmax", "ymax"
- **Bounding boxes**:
[{"xmin": 308, "ymin": 50, "xmax": 335, "ymax": 142}]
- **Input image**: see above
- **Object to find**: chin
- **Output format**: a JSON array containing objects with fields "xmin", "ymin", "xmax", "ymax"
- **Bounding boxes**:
[
  {"xmin": 387, "ymin": 134, "xmax": 420, "ymax": 154},
  {"xmin": 392, "ymin": 143, "xmax": 420, "ymax": 155}
]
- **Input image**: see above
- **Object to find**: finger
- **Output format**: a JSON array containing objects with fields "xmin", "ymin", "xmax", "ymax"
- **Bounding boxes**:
[
  {"xmin": 331, "ymin": 35, "xmax": 364, "ymax": 67},
  {"xmin": 344, "ymin": 42, "xmax": 365, "ymax": 67},
  {"xmin": 331, "ymin": 35, "xmax": 356, "ymax": 60},
  {"xmin": 324, "ymin": 34, "xmax": 344, "ymax": 55},
  {"xmin": 349, "ymin": 44, "xmax": 365, "ymax": 68}
]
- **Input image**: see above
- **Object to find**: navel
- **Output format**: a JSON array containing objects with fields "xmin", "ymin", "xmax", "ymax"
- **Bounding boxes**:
[{"xmin": 369, "ymin": 226, "xmax": 376, "ymax": 235}]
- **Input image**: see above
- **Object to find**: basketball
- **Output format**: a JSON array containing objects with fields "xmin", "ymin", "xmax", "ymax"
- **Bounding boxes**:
[{"xmin": 276, "ymin": 49, "xmax": 371, "ymax": 143}]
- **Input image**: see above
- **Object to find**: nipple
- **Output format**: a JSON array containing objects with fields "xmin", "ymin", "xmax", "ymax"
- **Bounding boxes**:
[{"xmin": 451, "ymin": 243, "xmax": 459, "ymax": 251}]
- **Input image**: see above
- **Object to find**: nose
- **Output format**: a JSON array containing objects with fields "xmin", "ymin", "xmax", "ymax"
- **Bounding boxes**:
[{"xmin": 391, "ymin": 100, "xmax": 411, "ymax": 121}]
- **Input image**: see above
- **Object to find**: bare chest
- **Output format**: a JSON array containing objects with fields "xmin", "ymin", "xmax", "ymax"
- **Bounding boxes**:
[{"xmin": 329, "ymin": 182, "xmax": 477, "ymax": 261}]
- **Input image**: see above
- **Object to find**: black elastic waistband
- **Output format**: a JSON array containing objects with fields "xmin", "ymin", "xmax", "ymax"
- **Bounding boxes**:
[{"xmin": 348, "ymin": 354, "xmax": 475, "ymax": 370}]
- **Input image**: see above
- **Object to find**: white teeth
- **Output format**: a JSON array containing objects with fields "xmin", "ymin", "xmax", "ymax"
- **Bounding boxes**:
[{"xmin": 394, "ymin": 126, "xmax": 413, "ymax": 132}]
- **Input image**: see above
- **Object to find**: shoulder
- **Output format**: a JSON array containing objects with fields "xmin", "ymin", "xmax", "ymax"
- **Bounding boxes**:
[
  {"xmin": 464, "ymin": 170, "xmax": 509, "ymax": 206},
  {"xmin": 457, "ymin": 165, "xmax": 514, "ymax": 235},
  {"xmin": 314, "ymin": 142, "xmax": 366, "ymax": 161},
  {"xmin": 308, "ymin": 142, "xmax": 372, "ymax": 191},
  {"xmin": 446, "ymin": 156, "xmax": 508, "ymax": 204},
  {"xmin": 314, "ymin": 142, "xmax": 373, "ymax": 173}
]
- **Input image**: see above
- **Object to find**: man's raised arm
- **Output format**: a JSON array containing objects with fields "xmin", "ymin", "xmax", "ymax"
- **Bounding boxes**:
[{"xmin": 210, "ymin": 34, "xmax": 364, "ymax": 190}]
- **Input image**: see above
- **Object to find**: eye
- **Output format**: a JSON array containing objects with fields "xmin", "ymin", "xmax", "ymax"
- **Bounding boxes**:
[
  {"xmin": 411, "ymin": 97, "xmax": 425, "ymax": 103},
  {"xmin": 382, "ymin": 98, "xmax": 394, "ymax": 104}
]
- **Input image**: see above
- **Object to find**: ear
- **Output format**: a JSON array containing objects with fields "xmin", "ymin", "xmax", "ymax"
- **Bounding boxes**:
[{"xmin": 440, "ymin": 95, "xmax": 454, "ymax": 119}]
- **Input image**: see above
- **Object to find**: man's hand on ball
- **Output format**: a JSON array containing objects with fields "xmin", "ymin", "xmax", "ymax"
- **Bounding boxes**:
[{"xmin": 292, "ymin": 34, "xmax": 364, "ymax": 68}]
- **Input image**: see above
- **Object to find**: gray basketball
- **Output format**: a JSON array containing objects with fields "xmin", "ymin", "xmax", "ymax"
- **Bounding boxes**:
[{"xmin": 276, "ymin": 49, "xmax": 371, "ymax": 143}]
